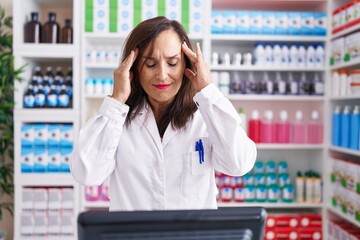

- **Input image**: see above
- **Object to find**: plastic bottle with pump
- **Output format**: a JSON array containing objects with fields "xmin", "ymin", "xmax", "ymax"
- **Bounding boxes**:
[
  {"xmin": 292, "ymin": 110, "xmax": 307, "ymax": 144},
  {"xmin": 341, "ymin": 105, "xmax": 351, "ymax": 148},
  {"xmin": 350, "ymin": 105, "xmax": 360, "ymax": 150},
  {"xmin": 24, "ymin": 12, "xmax": 42, "ymax": 43},
  {"xmin": 332, "ymin": 106, "xmax": 342, "ymax": 147},
  {"xmin": 276, "ymin": 110, "xmax": 290, "ymax": 143},
  {"xmin": 262, "ymin": 110, "xmax": 276, "ymax": 143},
  {"xmin": 308, "ymin": 110, "xmax": 323, "ymax": 144},
  {"xmin": 248, "ymin": 110, "xmax": 262, "ymax": 143}
]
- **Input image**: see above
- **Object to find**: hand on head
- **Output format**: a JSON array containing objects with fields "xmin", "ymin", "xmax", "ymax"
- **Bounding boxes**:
[
  {"xmin": 181, "ymin": 42, "xmax": 212, "ymax": 92},
  {"xmin": 111, "ymin": 49, "xmax": 138, "ymax": 103}
]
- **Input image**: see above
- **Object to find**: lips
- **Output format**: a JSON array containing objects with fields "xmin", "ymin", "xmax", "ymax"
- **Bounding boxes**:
[{"xmin": 153, "ymin": 83, "xmax": 171, "ymax": 89}]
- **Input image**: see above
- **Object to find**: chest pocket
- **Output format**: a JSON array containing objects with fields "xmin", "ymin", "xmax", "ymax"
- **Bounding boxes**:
[{"xmin": 181, "ymin": 137, "xmax": 213, "ymax": 195}]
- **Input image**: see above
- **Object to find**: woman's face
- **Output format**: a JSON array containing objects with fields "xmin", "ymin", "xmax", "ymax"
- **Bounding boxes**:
[{"xmin": 139, "ymin": 29, "xmax": 186, "ymax": 107}]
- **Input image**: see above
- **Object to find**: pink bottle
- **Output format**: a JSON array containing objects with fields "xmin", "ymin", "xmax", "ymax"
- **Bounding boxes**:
[
  {"xmin": 262, "ymin": 110, "xmax": 276, "ymax": 143},
  {"xmin": 248, "ymin": 110, "xmax": 262, "ymax": 143},
  {"xmin": 292, "ymin": 110, "xmax": 307, "ymax": 144},
  {"xmin": 276, "ymin": 110, "xmax": 291, "ymax": 143},
  {"xmin": 308, "ymin": 110, "xmax": 323, "ymax": 144}
]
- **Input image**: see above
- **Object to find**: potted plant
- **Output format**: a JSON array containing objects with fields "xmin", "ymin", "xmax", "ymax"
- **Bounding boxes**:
[{"xmin": 0, "ymin": 4, "xmax": 24, "ymax": 239}]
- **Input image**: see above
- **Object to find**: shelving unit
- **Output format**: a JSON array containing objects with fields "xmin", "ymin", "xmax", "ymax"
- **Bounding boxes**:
[{"xmin": 13, "ymin": 0, "xmax": 81, "ymax": 239}]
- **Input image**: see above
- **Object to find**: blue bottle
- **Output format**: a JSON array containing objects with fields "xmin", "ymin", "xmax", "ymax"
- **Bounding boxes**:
[
  {"xmin": 332, "ymin": 106, "xmax": 342, "ymax": 147},
  {"xmin": 350, "ymin": 105, "xmax": 360, "ymax": 150},
  {"xmin": 341, "ymin": 105, "xmax": 351, "ymax": 148}
]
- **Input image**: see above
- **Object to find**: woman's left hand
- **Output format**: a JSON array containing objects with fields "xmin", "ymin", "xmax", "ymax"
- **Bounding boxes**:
[{"xmin": 182, "ymin": 42, "xmax": 212, "ymax": 91}]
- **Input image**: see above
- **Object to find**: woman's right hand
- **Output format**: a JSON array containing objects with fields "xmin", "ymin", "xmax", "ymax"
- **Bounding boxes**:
[{"xmin": 111, "ymin": 49, "xmax": 138, "ymax": 103}]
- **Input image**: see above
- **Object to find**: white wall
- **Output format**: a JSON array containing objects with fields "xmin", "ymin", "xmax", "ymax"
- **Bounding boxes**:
[{"xmin": 0, "ymin": 1, "xmax": 14, "ymax": 239}]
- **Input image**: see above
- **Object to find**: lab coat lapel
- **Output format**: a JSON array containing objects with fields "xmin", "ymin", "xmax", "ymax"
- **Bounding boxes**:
[
  {"xmin": 135, "ymin": 105, "xmax": 164, "ymax": 160},
  {"xmin": 162, "ymin": 124, "xmax": 179, "ymax": 149}
]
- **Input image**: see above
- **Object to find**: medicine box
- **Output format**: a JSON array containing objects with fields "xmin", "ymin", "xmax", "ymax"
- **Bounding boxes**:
[
  {"xmin": 301, "ymin": 12, "xmax": 314, "ymax": 35},
  {"xmin": 262, "ymin": 11, "xmax": 275, "ymax": 35},
  {"xmin": 274, "ymin": 12, "xmax": 288, "ymax": 35},
  {"xmin": 34, "ymin": 124, "xmax": 47, "ymax": 148},
  {"xmin": 211, "ymin": 11, "xmax": 224, "ymax": 34},
  {"xmin": 21, "ymin": 124, "xmax": 34, "ymax": 148},
  {"xmin": 21, "ymin": 147, "xmax": 34, "ymax": 173},
  {"xmin": 236, "ymin": 11, "xmax": 250, "ymax": 34},
  {"xmin": 288, "ymin": 12, "xmax": 302, "ymax": 35},
  {"xmin": 249, "ymin": 11, "xmax": 263, "ymax": 34}
]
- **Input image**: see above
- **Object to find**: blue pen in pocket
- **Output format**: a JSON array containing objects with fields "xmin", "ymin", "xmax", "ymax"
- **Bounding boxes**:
[{"xmin": 195, "ymin": 140, "xmax": 203, "ymax": 164}]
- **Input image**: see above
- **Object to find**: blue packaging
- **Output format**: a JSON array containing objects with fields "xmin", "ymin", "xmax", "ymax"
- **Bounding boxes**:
[
  {"xmin": 60, "ymin": 124, "xmax": 74, "ymax": 148},
  {"xmin": 211, "ymin": 11, "xmax": 224, "ymax": 34},
  {"xmin": 332, "ymin": 106, "xmax": 342, "ymax": 146},
  {"xmin": 249, "ymin": 11, "xmax": 263, "ymax": 34},
  {"xmin": 236, "ymin": 11, "xmax": 250, "ymax": 34},
  {"xmin": 350, "ymin": 106, "xmax": 360, "ymax": 150},
  {"xmin": 301, "ymin": 12, "xmax": 314, "ymax": 35},
  {"xmin": 262, "ymin": 11, "xmax": 275, "ymax": 35},
  {"xmin": 21, "ymin": 124, "xmax": 34, "ymax": 148},
  {"xmin": 21, "ymin": 147, "xmax": 34, "ymax": 173},
  {"xmin": 34, "ymin": 124, "xmax": 47, "ymax": 148},
  {"xmin": 60, "ymin": 147, "xmax": 73, "ymax": 172},
  {"xmin": 47, "ymin": 147, "xmax": 61, "ymax": 172},
  {"xmin": 341, "ymin": 106, "xmax": 351, "ymax": 148},
  {"xmin": 47, "ymin": 124, "xmax": 61, "ymax": 148},
  {"xmin": 34, "ymin": 147, "xmax": 47, "ymax": 172},
  {"xmin": 223, "ymin": 11, "xmax": 236, "ymax": 34},
  {"xmin": 288, "ymin": 12, "xmax": 302, "ymax": 35},
  {"xmin": 314, "ymin": 12, "xmax": 327, "ymax": 36},
  {"xmin": 275, "ymin": 12, "xmax": 288, "ymax": 35}
]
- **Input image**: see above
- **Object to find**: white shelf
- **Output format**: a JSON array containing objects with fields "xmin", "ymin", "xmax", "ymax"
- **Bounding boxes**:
[
  {"xmin": 211, "ymin": 65, "xmax": 325, "ymax": 72},
  {"xmin": 327, "ymin": 205, "xmax": 360, "ymax": 228},
  {"xmin": 84, "ymin": 94, "xmax": 107, "ymax": 99},
  {"xmin": 85, "ymin": 32, "xmax": 204, "ymax": 41},
  {"xmin": 14, "ymin": 44, "xmax": 76, "ymax": 58},
  {"xmin": 256, "ymin": 144, "xmax": 324, "ymax": 149},
  {"xmin": 16, "ymin": 236, "xmax": 75, "ymax": 240},
  {"xmin": 218, "ymin": 202, "xmax": 323, "ymax": 209},
  {"xmin": 82, "ymin": 201, "xmax": 110, "ymax": 209},
  {"xmin": 210, "ymin": 34, "xmax": 327, "ymax": 42},
  {"xmin": 331, "ymin": 23, "xmax": 360, "ymax": 40},
  {"xmin": 330, "ymin": 59, "xmax": 360, "ymax": 70},
  {"xmin": 15, "ymin": 173, "xmax": 75, "ymax": 186},
  {"xmin": 328, "ymin": 146, "xmax": 360, "ymax": 157},
  {"xmin": 84, "ymin": 62, "xmax": 118, "ymax": 69},
  {"xmin": 227, "ymin": 95, "xmax": 324, "ymax": 101},
  {"xmin": 14, "ymin": 109, "xmax": 80, "ymax": 122},
  {"xmin": 329, "ymin": 96, "xmax": 360, "ymax": 101}
]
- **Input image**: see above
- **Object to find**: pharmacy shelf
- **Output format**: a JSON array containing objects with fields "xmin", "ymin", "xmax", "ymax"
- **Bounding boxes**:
[
  {"xmin": 16, "ymin": 237, "xmax": 75, "ymax": 240},
  {"xmin": 328, "ymin": 146, "xmax": 360, "ymax": 157},
  {"xmin": 211, "ymin": 65, "xmax": 326, "ymax": 72},
  {"xmin": 84, "ymin": 32, "xmax": 204, "ymax": 41},
  {"xmin": 330, "ymin": 58, "xmax": 360, "ymax": 70},
  {"xmin": 15, "ymin": 173, "xmax": 75, "ymax": 186},
  {"xmin": 256, "ymin": 144, "xmax": 323, "ymax": 149},
  {"xmin": 14, "ymin": 44, "xmax": 77, "ymax": 58},
  {"xmin": 331, "ymin": 23, "xmax": 360, "ymax": 40},
  {"xmin": 327, "ymin": 205, "xmax": 360, "ymax": 228},
  {"xmin": 84, "ymin": 62, "xmax": 118, "ymax": 69},
  {"xmin": 14, "ymin": 109, "xmax": 80, "ymax": 122},
  {"xmin": 82, "ymin": 201, "xmax": 110, "ymax": 209},
  {"xmin": 210, "ymin": 34, "xmax": 327, "ymax": 42},
  {"xmin": 228, "ymin": 95, "xmax": 325, "ymax": 101},
  {"xmin": 218, "ymin": 202, "xmax": 323, "ymax": 209},
  {"xmin": 329, "ymin": 96, "xmax": 360, "ymax": 101}
]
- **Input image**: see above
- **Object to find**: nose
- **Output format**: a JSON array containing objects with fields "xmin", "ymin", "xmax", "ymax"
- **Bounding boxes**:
[{"xmin": 156, "ymin": 63, "xmax": 168, "ymax": 81}]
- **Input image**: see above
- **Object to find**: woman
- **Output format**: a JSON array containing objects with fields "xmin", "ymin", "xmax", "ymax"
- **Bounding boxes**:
[{"xmin": 70, "ymin": 16, "xmax": 256, "ymax": 211}]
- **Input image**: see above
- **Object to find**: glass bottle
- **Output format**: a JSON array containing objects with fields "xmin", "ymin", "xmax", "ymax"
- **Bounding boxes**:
[
  {"xmin": 24, "ymin": 12, "xmax": 42, "ymax": 43},
  {"xmin": 42, "ymin": 12, "xmax": 60, "ymax": 43},
  {"xmin": 61, "ymin": 19, "xmax": 73, "ymax": 44}
]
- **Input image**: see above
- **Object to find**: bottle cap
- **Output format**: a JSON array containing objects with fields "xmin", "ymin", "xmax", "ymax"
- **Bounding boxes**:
[
  {"xmin": 353, "ymin": 105, "xmax": 360, "ymax": 114},
  {"xmin": 311, "ymin": 110, "xmax": 319, "ymax": 120},
  {"xmin": 334, "ymin": 105, "xmax": 341, "ymax": 113},
  {"xmin": 265, "ymin": 110, "xmax": 273, "ymax": 120},
  {"xmin": 252, "ymin": 110, "xmax": 259, "ymax": 119},
  {"xmin": 295, "ymin": 110, "xmax": 303, "ymax": 120},
  {"xmin": 280, "ymin": 110, "xmax": 288, "ymax": 121}
]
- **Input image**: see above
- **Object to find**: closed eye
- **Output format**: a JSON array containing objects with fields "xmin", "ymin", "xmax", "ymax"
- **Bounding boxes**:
[{"xmin": 168, "ymin": 63, "xmax": 177, "ymax": 67}]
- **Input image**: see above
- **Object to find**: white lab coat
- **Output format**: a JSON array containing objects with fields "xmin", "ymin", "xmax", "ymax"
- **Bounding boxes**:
[{"xmin": 70, "ymin": 83, "xmax": 256, "ymax": 211}]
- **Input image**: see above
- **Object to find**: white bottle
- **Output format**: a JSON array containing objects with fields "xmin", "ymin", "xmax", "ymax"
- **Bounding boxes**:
[
  {"xmin": 289, "ymin": 44, "xmax": 298, "ymax": 67},
  {"xmin": 313, "ymin": 73, "xmax": 324, "ymax": 95},
  {"xmin": 340, "ymin": 69, "xmax": 348, "ymax": 96},
  {"xmin": 288, "ymin": 72, "xmax": 299, "ymax": 95},
  {"xmin": 219, "ymin": 71, "xmax": 230, "ymax": 95},
  {"xmin": 212, "ymin": 52, "xmax": 219, "ymax": 66},
  {"xmin": 332, "ymin": 70, "xmax": 340, "ymax": 97},
  {"xmin": 315, "ymin": 43, "xmax": 325, "ymax": 67},
  {"xmin": 275, "ymin": 72, "xmax": 286, "ymax": 95},
  {"xmin": 263, "ymin": 72, "xmax": 274, "ymax": 95},
  {"xmin": 306, "ymin": 44, "xmax": 316, "ymax": 68},
  {"xmin": 254, "ymin": 42, "xmax": 265, "ymax": 66},
  {"xmin": 273, "ymin": 42, "xmax": 282, "ymax": 66},
  {"xmin": 264, "ymin": 43, "xmax": 273, "ymax": 66},
  {"xmin": 298, "ymin": 44, "xmax": 306, "ymax": 67},
  {"xmin": 280, "ymin": 44, "xmax": 289, "ymax": 66}
]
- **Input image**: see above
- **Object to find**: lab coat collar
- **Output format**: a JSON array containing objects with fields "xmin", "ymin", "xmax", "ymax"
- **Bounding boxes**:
[{"xmin": 134, "ymin": 103, "xmax": 180, "ymax": 159}]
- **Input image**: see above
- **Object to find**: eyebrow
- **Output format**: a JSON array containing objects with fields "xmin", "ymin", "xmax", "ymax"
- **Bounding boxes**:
[{"xmin": 143, "ymin": 53, "xmax": 180, "ymax": 60}]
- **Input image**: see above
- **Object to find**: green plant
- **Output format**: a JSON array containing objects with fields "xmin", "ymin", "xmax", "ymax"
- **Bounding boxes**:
[{"xmin": 0, "ymin": 5, "xmax": 24, "ymax": 221}]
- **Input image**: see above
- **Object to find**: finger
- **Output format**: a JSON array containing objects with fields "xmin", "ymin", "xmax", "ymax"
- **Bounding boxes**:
[
  {"xmin": 121, "ymin": 49, "xmax": 138, "ymax": 69},
  {"xmin": 195, "ymin": 42, "xmax": 203, "ymax": 60},
  {"xmin": 182, "ymin": 42, "xmax": 197, "ymax": 63},
  {"xmin": 184, "ymin": 68, "xmax": 196, "ymax": 81}
]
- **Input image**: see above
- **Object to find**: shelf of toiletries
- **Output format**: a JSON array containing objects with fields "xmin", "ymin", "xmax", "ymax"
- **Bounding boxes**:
[
  {"xmin": 228, "ymin": 95, "xmax": 324, "ymax": 101},
  {"xmin": 210, "ymin": 35, "xmax": 326, "ymax": 42},
  {"xmin": 14, "ymin": 45, "xmax": 77, "ymax": 58},
  {"xmin": 327, "ymin": 216, "xmax": 360, "ymax": 239},
  {"xmin": 218, "ymin": 202, "xmax": 323, "ymax": 209},
  {"xmin": 330, "ymin": 30, "xmax": 360, "ymax": 69},
  {"xmin": 328, "ymin": 206, "xmax": 360, "ymax": 228},
  {"xmin": 331, "ymin": 0, "xmax": 360, "ymax": 39},
  {"xmin": 16, "ymin": 174, "xmax": 75, "ymax": 186},
  {"xmin": 211, "ymin": 66, "xmax": 325, "ymax": 72}
]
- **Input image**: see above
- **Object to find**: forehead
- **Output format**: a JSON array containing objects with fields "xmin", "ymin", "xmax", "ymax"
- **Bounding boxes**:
[{"xmin": 143, "ymin": 30, "xmax": 182, "ymax": 57}]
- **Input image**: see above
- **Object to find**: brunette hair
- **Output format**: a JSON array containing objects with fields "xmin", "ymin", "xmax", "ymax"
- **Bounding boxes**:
[{"xmin": 123, "ymin": 16, "xmax": 197, "ymax": 134}]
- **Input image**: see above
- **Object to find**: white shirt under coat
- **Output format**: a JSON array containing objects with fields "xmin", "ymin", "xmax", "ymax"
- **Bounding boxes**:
[{"xmin": 70, "ymin": 83, "xmax": 257, "ymax": 211}]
